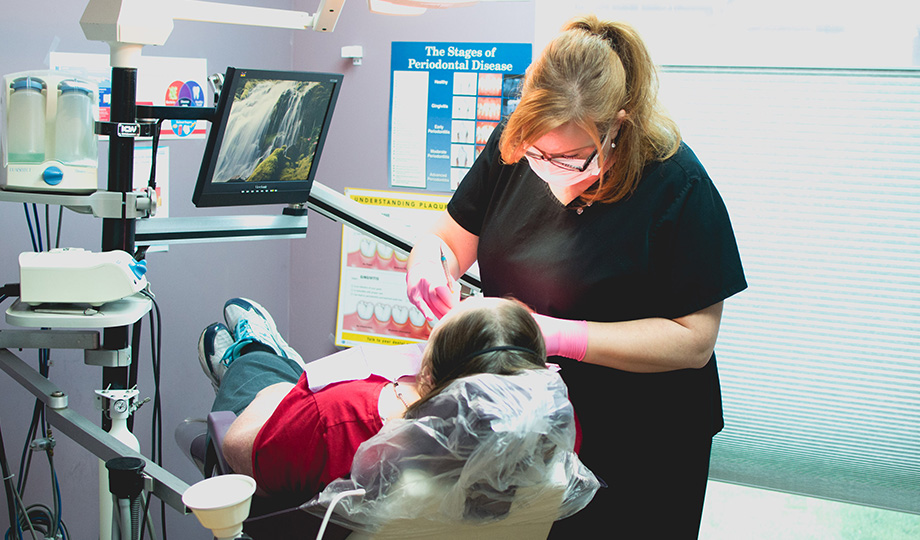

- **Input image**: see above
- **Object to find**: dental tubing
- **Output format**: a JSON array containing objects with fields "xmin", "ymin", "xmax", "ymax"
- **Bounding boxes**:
[{"xmin": 532, "ymin": 313, "xmax": 589, "ymax": 361}]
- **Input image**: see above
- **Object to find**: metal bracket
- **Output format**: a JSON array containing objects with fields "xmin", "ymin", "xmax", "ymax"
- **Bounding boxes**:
[
  {"xmin": 94, "ymin": 120, "xmax": 159, "ymax": 138},
  {"xmin": 85, "ymin": 347, "xmax": 132, "ymax": 367},
  {"xmin": 0, "ymin": 328, "xmax": 127, "ymax": 366},
  {"xmin": 135, "ymin": 105, "xmax": 217, "ymax": 122},
  {"xmin": 95, "ymin": 387, "xmax": 140, "ymax": 414},
  {"xmin": 0, "ymin": 348, "xmax": 189, "ymax": 511},
  {"xmin": 0, "ymin": 188, "xmax": 156, "ymax": 219},
  {"xmin": 0, "ymin": 328, "xmax": 100, "ymax": 351},
  {"xmin": 135, "ymin": 214, "xmax": 308, "ymax": 245}
]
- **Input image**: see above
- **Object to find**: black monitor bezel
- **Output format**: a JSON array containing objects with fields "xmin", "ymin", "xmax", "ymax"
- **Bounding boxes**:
[{"xmin": 192, "ymin": 67, "xmax": 343, "ymax": 208}]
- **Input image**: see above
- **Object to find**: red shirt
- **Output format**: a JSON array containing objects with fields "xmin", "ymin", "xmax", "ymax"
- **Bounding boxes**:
[{"xmin": 251, "ymin": 374, "xmax": 387, "ymax": 496}]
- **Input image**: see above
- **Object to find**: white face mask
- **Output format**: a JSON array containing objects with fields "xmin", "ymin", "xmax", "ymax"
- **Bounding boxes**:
[{"xmin": 525, "ymin": 153, "xmax": 602, "ymax": 188}]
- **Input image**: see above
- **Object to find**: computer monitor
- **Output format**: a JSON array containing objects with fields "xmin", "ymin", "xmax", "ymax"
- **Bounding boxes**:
[{"xmin": 192, "ymin": 67, "xmax": 343, "ymax": 208}]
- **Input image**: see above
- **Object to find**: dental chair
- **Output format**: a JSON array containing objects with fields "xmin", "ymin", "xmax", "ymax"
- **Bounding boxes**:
[
  {"xmin": 177, "ymin": 411, "xmax": 354, "ymax": 539},
  {"xmin": 176, "ymin": 368, "xmax": 600, "ymax": 539},
  {"xmin": 176, "ymin": 411, "xmax": 237, "ymax": 479}
]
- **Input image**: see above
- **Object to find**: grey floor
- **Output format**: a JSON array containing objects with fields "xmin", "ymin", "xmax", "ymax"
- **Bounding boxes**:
[{"xmin": 700, "ymin": 481, "xmax": 920, "ymax": 539}]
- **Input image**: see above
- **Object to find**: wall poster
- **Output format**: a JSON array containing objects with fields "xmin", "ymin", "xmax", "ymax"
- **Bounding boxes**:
[
  {"xmin": 388, "ymin": 42, "xmax": 532, "ymax": 192},
  {"xmin": 335, "ymin": 188, "xmax": 452, "ymax": 348}
]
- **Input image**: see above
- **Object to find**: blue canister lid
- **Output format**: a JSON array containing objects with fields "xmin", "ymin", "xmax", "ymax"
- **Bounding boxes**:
[
  {"xmin": 11, "ymin": 76, "xmax": 46, "ymax": 92},
  {"xmin": 42, "ymin": 166, "xmax": 64, "ymax": 186},
  {"xmin": 58, "ymin": 80, "xmax": 94, "ymax": 97}
]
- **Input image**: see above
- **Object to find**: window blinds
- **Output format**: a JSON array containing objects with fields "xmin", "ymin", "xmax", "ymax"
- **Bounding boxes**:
[{"xmin": 658, "ymin": 66, "xmax": 920, "ymax": 514}]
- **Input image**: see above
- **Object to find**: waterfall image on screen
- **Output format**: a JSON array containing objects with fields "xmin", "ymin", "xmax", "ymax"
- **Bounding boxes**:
[{"xmin": 212, "ymin": 77, "xmax": 334, "ymax": 184}]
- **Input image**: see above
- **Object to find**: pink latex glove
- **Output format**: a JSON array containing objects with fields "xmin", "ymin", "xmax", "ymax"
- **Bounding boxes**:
[
  {"xmin": 406, "ymin": 259, "xmax": 459, "ymax": 320},
  {"xmin": 532, "ymin": 313, "xmax": 589, "ymax": 361}
]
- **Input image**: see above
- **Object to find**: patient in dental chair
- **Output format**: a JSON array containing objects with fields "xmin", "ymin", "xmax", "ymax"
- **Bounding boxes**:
[{"xmin": 198, "ymin": 296, "xmax": 597, "ymax": 529}]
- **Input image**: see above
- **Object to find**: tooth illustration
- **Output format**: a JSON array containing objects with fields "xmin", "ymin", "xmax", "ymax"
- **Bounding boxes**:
[
  {"xmin": 393, "ymin": 251, "xmax": 409, "ymax": 271},
  {"xmin": 357, "ymin": 301, "xmax": 374, "ymax": 320},
  {"xmin": 478, "ymin": 73, "xmax": 502, "ymax": 96},
  {"xmin": 477, "ymin": 97, "xmax": 501, "ymax": 121},
  {"xmin": 376, "ymin": 244, "xmax": 393, "ymax": 260},
  {"xmin": 409, "ymin": 306, "xmax": 426, "ymax": 327},
  {"xmin": 374, "ymin": 303, "xmax": 392, "ymax": 323},
  {"xmin": 360, "ymin": 238, "xmax": 376, "ymax": 257},
  {"xmin": 453, "ymin": 72, "xmax": 477, "ymax": 95},
  {"xmin": 476, "ymin": 122, "xmax": 497, "ymax": 145},
  {"xmin": 391, "ymin": 304, "xmax": 409, "ymax": 325}
]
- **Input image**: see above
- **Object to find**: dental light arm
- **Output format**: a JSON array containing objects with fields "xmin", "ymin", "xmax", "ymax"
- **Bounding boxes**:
[
  {"xmin": 81, "ymin": 0, "xmax": 345, "ymax": 37},
  {"xmin": 367, "ymin": 0, "xmax": 513, "ymax": 16},
  {"xmin": 80, "ymin": 0, "xmax": 345, "ymax": 66},
  {"xmin": 306, "ymin": 182, "xmax": 482, "ymax": 293},
  {"xmin": 79, "ymin": 0, "xmax": 506, "ymax": 57},
  {"xmin": 171, "ymin": 0, "xmax": 343, "ymax": 32}
]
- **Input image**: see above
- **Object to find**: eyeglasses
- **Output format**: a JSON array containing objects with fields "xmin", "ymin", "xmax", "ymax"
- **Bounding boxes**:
[
  {"xmin": 524, "ymin": 147, "xmax": 598, "ymax": 172},
  {"xmin": 524, "ymin": 134, "xmax": 613, "ymax": 173}
]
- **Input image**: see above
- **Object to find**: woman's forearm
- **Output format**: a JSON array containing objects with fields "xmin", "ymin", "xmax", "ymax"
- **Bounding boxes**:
[
  {"xmin": 583, "ymin": 302, "xmax": 723, "ymax": 373},
  {"xmin": 408, "ymin": 213, "xmax": 479, "ymax": 277}
]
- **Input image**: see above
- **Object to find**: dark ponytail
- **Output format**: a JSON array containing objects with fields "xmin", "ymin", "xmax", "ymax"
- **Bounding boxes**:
[{"xmin": 405, "ymin": 297, "xmax": 546, "ymax": 416}]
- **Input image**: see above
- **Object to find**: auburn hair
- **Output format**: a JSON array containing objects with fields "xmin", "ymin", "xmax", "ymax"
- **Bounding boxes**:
[{"xmin": 500, "ymin": 15, "xmax": 681, "ymax": 204}]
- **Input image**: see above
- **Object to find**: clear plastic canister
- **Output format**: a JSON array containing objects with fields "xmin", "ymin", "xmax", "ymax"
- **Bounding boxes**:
[
  {"xmin": 55, "ymin": 80, "xmax": 96, "ymax": 164},
  {"xmin": 7, "ymin": 76, "xmax": 47, "ymax": 163}
]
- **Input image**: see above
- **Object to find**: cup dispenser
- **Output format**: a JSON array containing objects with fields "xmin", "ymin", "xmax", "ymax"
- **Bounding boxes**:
[{"xmin": 1, "ymin": 70, "xmax": 99, "ymax": 193}]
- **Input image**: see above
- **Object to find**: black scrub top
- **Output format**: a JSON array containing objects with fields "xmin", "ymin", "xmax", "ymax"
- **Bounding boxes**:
[{"xmin": 447, "ymin": 125, "xmax": 747, "ymax": 444}]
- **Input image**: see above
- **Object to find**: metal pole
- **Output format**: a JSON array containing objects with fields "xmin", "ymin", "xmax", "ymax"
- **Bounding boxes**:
[{"xmin": 101, "ymin": 66, "xmax": 138, "ymax": 430}]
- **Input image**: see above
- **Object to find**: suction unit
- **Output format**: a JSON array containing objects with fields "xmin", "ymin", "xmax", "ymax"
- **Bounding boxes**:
[{"xmin": 1, "ymin": 70, "xmax": 99, "ymax": 193}]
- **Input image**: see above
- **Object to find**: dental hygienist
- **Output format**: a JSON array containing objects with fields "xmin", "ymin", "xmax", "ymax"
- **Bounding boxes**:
[{"xmin": 407, "ymin": 15, "xmax": 747, "ymax": 538}]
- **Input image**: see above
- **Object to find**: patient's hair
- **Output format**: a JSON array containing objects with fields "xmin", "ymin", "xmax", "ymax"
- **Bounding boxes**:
[{"xmin": 407, "ymin": 297, "xmax": 546, "ymax": 415}]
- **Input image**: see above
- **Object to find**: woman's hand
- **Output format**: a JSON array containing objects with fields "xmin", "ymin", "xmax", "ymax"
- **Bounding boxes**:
[
  {"xmin": 406, "ymin": 259, "xmax": 459, "ymax": 320},
  {"xmin": 406, "ymin": 214, "xmax": 479, "ymax": 320},
  {"xmin": 531, "ymin": 313, "xmax": 589, "ymax": 361}
]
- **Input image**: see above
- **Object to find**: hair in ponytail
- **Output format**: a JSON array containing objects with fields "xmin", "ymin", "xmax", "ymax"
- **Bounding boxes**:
[{"xmin": 500, "ymin": 15, "xmax": 680, "ymax": 204}]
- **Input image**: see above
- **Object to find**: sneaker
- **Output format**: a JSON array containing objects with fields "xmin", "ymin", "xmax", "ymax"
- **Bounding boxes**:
[
  {"xmin": 198, "ymin": 322, "xmax": 235, "ymax": 392},
  {"xmin": 223, "ymin": 297, "xmax": 304, "ymax": 368}
]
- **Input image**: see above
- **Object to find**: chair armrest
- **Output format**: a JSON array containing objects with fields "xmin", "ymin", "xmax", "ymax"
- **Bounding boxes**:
[{"xmin": 207, "ymin": 410, "xmax": 239, "ymax": 476}]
